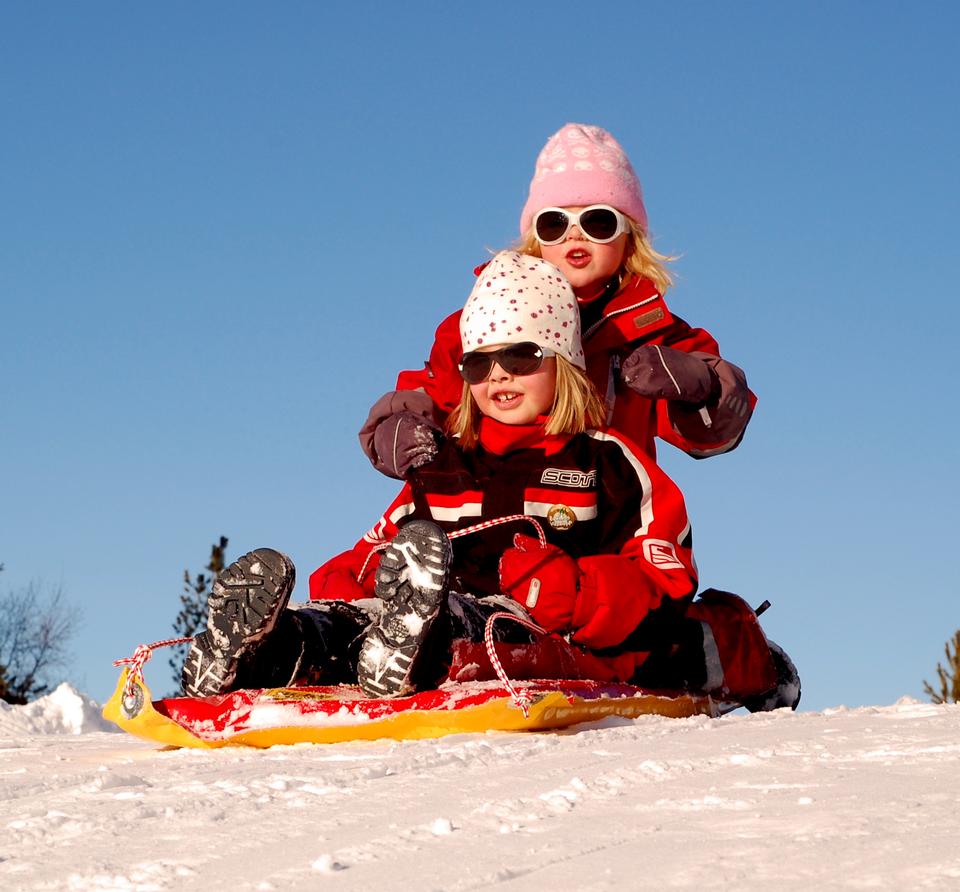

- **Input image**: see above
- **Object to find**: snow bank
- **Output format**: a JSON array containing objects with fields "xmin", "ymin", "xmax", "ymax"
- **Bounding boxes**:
[{"xmin": 0, "ymin": 683, "xmax": 116, "ymax": 736}]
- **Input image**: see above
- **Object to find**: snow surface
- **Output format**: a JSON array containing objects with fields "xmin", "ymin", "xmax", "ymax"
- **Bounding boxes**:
[{"xmin": 2, "ymin": 686, "xmax": 960, "ymax": 891}]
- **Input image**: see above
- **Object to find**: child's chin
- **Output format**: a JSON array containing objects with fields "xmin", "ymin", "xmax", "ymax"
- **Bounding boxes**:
[{"xmin": 492, "ymin": 407, "xmax": 536, "ymax": 425}]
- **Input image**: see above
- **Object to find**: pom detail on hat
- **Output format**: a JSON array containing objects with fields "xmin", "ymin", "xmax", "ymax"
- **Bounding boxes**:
[
  {"xmin": 519, "ymin": 123, "xmax": 647, "ymax": 236},
  {"xmin": 461, "ymin": 252, "xmax": 585, "ymax": 370}
]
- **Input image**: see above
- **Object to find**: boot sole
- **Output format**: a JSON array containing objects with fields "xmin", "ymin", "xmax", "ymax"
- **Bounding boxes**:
[
  {"xmin": 182, "ymin": 631, "xmax": 237, "ymax": 697},
  {"xmin": 206, "ymin": 548, "xmax": 296, "ymax": 658},
  {"xmin": 358, "ymin": 521, "xmax": 451, "ymax": 698}
]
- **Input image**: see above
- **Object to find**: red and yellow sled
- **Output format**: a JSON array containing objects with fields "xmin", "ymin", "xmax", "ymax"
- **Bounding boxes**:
[{"xmin": 103, "ymin": 669, "xmax": 718, "ymax": 749}]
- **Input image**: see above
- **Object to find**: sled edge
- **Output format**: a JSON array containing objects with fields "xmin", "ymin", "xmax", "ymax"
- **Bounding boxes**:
[{"xmin": 102, "ymin": 670, "xmax": 226, "ymax": 749}]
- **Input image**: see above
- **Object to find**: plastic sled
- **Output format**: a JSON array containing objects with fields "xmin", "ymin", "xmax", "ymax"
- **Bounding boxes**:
[{"xmin": 102, "ymin": 669, "xmax": 719, "ymax": 749}]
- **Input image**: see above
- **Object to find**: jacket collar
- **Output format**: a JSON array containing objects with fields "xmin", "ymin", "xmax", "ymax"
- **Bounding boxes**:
[
  {"xmin": 582, "ymin": 275, "xmax": 675, "ymax": 349},
  {"xmin": 477, "ymin": 415, "xmax": 570, "ymax": 456}
]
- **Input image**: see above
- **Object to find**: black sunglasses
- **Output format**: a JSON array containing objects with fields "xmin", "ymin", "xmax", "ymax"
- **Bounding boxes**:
[{"xmin": 458, "ymin": 342, "xmax": 555, "ymax": 384}]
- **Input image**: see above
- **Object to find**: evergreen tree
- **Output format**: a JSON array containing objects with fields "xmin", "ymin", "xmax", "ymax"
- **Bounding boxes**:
[
  {"xmin": 0, "ymin": 563, "xmax": 7, "ymax": 700},
  {"xmin": 923, "ymin": 630, "xmax": 960, "ymax": 704},
  {"xmin": 169, "ymin": 537, "xmax": 229, "ymax": 689}
]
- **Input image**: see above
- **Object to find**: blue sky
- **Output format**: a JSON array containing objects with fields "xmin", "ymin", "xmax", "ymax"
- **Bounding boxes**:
[{"xmin": 2, "ymin": 2, "xmax": 958, "ymax": 710}]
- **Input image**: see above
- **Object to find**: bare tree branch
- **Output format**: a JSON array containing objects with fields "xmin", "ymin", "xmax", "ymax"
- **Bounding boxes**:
[{"xmin": 0, "ymin": 579, "xmax": 81, "ymax": 704}]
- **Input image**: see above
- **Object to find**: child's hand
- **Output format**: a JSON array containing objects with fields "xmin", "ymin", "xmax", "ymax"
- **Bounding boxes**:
[
  {"xmin": 621, "ymin": 345, "xmax": 719, "ymax": 405},
  {"xmin": 359, "ymin": 390, "xmax": 442, "ymax": 479},
  {"xmin": 499, "ymin": 534, "xmax": 580, "ymax": 633},
  {"xmin": 373, "ymin": 411, "xmax": 442, "ymax": 479}
]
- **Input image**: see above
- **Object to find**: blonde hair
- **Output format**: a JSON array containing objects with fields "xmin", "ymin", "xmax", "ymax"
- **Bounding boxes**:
[
  {"xmin": 514, "ymin": 218, "xmax": 675, "ymax": 296},
  {"xmin": 447, "ymin": 355, "xmax": 606, "ymax": 449}
]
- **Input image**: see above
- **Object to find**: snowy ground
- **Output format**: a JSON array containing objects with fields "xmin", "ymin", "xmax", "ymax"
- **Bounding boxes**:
[{"xmin": 2, "ymin": 686, "xmax": 960, "ymax": 891}]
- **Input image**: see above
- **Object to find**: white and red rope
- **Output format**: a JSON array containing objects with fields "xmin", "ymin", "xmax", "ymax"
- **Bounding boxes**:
[
  {"xmin": 113, "ymin": 636, "xmax": 193, "ymax": 699},
  {"xmin": 482, "ymin": 611, "xmax": 549, "ymax": 717},
  {"xmin": 357, "ymin": 514, "xmax": 546, "ymax": 585},
  {"xmin": 448, "ymin": 514, "xmax": 546, "ymax": 548}
]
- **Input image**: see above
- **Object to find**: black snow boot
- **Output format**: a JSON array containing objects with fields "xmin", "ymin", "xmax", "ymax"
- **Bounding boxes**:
[
  {"xmin": 181, "ymin": 547, "xmax": 296, "ymax": 697},
  {"xmin": 358, "ymin": 520, "xmax": 452, "ymax": 698},
  {"xmin": 742, "ymin": 641, "xmax": 801, "ymax": 712}
]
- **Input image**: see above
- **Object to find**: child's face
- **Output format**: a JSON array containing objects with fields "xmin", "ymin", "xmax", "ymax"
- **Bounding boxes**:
[
  {"xmin": 469, "ymin": 348, "xmax": 557, "ymax": 425},
  {"xmin": 538, "ymin": 206, "xmax": 629, "ymax": 299}
]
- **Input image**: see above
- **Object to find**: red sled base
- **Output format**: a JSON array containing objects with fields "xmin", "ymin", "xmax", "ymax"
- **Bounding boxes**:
[{"xmin": 102, "ymin": 670, "xmax": 722, "ymax": 749}]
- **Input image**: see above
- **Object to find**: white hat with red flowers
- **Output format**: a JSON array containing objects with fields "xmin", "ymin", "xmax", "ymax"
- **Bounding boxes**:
[{"xmin": 460, "ymin": 251, "xmax": 585, "ymax": 370}]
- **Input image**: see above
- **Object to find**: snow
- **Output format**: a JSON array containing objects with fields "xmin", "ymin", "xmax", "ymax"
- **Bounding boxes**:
[
  {"xmin": 243, "ymin": 702, "xmax": 372, "ymax": 731},
  {"xmin": 0, "ymin": 683, "xmax": 115, "ymax": 737},
  {"xmin": 2, "ymin": 687, "xmax": 960, "ymax": 890}
]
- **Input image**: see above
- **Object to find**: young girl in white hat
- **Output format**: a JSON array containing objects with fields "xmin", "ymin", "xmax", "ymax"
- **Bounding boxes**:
[{"xmin": 183, "ymin": 253, "xmax": 796, "ymax": 711}]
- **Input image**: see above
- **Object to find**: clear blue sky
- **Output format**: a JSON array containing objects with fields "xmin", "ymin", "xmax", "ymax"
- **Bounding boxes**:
[{"xmin": 2, "ymin": 2, "xmax": 958, "ymax": 710}]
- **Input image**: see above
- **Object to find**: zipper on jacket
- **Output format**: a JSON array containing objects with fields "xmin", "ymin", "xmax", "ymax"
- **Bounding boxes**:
[{"xmin": 583, "ymin": 294, "xmax": 660, "ymax": 342}]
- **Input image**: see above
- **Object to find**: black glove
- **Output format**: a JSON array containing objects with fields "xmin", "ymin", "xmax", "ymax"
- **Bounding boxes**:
[
  {"xmin": 372, "ymin": 411, "xmax": 442, "ymax": 479},
  {"xmin": 621, "ymin": 345, "xmax": 719, "ymax": 405}
]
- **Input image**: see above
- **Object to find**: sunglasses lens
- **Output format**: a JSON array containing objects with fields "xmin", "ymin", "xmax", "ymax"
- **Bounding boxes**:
[
  {"xmin": 534, "ymin": 210, "xmax": 570, "ymax": 244},
  {"xmin": 579, "ymin": 207, "xmax": 621, "ymax": 242},
  {"xmin": 459, "ymin": 352, "xmax": 494, "ymax": 384},
  {"xmin": 499, "ymin": 343, "xmax": 544, "ymax": 375},
  {"xmin": 459, "ymin": 343, "xmax": 545, "ymax": 383}
]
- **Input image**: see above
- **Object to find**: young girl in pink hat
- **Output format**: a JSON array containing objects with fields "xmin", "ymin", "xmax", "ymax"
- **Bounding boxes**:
[
  {"xmin": 181, "ymin": 253, "xmax": 797, "ymax": 712},
  {"xmin": 360, "ymin": 123, "xmax": 756, "ymax": 480}
]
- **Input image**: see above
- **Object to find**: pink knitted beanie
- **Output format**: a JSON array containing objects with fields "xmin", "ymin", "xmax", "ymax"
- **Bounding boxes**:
[
  {"xmin": 519, "ymin": 123, "xmax": 648, "ymax": 236},
  {"xmin": 461, "ymin": 252, "xmax": 585, "ymax": 370}
]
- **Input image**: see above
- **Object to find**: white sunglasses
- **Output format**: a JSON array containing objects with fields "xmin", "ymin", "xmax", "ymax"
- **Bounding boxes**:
[{"xmin": 533, "ymin": 204, "xmax": 629, "ymax": 246}]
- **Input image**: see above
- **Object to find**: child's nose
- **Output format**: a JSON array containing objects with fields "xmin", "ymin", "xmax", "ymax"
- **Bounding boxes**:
[{"xmin": 488, "ymin": 361, "xmax": 511, "ymax": 381}]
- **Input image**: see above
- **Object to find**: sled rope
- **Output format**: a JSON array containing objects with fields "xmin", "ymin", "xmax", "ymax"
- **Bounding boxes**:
[
  {"xmin": 357, "ymin": 514, "xmax": 547, "ymax": 584},
  {"xmin": 483, "ymin": 611, "xmax": 549, "ymax": 718},
  {"xmin": 113, "ymin": 636, "xmax": 193, "ymax": 700},
  {"xmin": 448, "ymin": 514, "xmax": 547, "ymax": 548}
]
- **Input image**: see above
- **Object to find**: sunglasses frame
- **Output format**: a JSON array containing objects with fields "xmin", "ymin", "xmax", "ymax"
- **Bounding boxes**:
[
  {"xmin": 458, "ymin": 342, "xmax": 556, "ymax": 384},
  {"xmin": 532, "ymin": 204, "xmax": 630, "ymax": 246}
]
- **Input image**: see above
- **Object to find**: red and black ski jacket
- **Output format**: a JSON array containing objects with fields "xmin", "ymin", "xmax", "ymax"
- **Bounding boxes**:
[
  {"xmin": 311, "ymin": 415, "xmax": 697, "ymax": 652},
  {"xmin": 371, "ymin": 274, "xmax": 756, "ymax": 462}
]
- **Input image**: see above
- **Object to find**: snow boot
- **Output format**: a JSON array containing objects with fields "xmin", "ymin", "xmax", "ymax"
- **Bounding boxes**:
[
  {"xmin": 181, "ymin": 547, "xmax": 296, "ymax": 697},
  {"xmin": 181, "ymin": 631, "xmax": 236, "ymax": 698},
  {"xmin": 742, "ymin": 641, "xmax": 801, "ymax": 712},
  {"xmin": 358, "ymin": 520, "xmax": 452, "ymax": 698}
]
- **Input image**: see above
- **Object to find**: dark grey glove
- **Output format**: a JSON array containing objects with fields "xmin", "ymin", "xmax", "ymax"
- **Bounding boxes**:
[
  {"xmin": 371, "ymin": 411, "xmax": 442, "ymax": 479},
  {"xmin": 621, "ymin": 345, "xmax": 720, "ymax": 405},
  {"xmin": 360, "ymin": 390, "xmax": 443, "ymax": 479}
]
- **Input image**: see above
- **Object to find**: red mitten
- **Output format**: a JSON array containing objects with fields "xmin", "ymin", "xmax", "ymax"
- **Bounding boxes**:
[{"xmin": 498, "ymin": 534, "xmax": 580, "ymax": 633}]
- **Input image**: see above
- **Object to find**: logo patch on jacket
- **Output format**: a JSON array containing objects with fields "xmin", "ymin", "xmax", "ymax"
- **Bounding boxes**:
[
  {"xmin": 633, "ymin": 307, "xmax": 665, "ymax": 329},
  {"xmin": 547, "ymin": 504, "xmax": 577, "ymax": 530},
  {"xmin": 540, "ymin": 468, "xmax": 596, "ymax": 488},
  {"xmin": 523, "ymin": 486, "xmax": 597, "ymax": 529},
  {"xmin": 642, "ymin": 539, "xmax": 685, "ymax": 571}
]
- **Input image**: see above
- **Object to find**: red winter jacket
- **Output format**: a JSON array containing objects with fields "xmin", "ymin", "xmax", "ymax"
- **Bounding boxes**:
[
  {"xmin": 363, "ymin": 274, "xmax": 755, "ymax": 465},
  {"xmin": 312, "ymin": 416, "xmax": 697, "ymax": 653}
]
